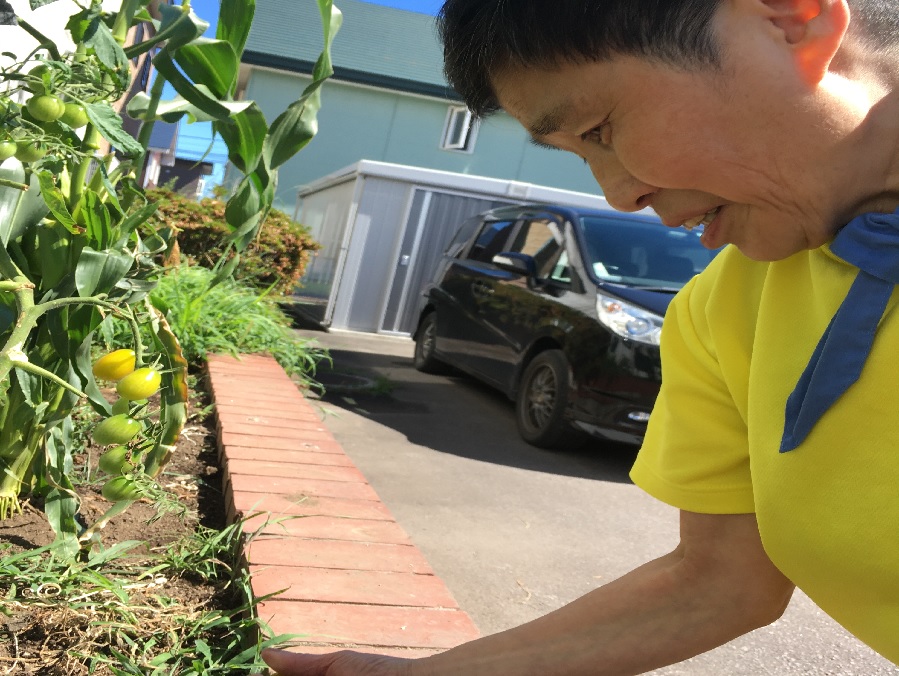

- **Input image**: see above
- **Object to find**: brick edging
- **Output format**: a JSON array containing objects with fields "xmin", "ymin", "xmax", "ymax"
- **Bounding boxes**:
[{"xmin": 205, "ymin": 353, "xmax": 480, "ymax": 656}]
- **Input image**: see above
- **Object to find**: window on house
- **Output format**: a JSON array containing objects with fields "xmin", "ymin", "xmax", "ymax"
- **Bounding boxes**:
[{"xmin": 441, "ymin": 106, "xmax": 478, "ymax": 152}]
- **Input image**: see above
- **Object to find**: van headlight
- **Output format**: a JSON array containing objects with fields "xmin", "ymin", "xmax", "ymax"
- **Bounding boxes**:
[{"xmin": 596, "ymin": 294, "xmax": 663, "ymax": 345}]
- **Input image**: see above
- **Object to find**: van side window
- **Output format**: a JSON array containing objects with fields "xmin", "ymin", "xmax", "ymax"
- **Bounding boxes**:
[
  {"xmin": 506, "ymin": 218, "xmax": 563, "ymax": 278},
  {"xmin": 468, "ymin": 220, "xmax": 516, "ymax": 263}
]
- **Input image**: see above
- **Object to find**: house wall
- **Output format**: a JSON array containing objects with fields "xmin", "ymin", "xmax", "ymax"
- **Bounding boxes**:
[{"xmin": 243, "ymin": 67, "xmax": 600, "ymax": 210}]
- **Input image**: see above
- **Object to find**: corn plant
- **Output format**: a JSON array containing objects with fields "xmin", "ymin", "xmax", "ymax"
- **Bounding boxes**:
[{"xmin": 0, "ymin": 0, "xmax": 340, "ymax": 555}]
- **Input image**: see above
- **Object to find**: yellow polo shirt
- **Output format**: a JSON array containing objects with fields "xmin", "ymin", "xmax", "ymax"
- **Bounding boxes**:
[{"xmin": 630, "ymin": 244, "xmax": 899, "ymax": 662}]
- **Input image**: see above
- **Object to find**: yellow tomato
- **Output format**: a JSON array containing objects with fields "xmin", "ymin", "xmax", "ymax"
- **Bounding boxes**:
[
  {"xmin": 92, "ymin": 349, "xmax": 136, "ymax": 381},
  {"xmin": 116, "ymin": 367, "xmax": 162, "ymax": 400}
]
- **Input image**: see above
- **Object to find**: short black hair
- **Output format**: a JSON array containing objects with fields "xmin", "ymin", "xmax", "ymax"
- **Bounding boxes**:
[
  {"xmin": 437, "ymin": 0, "xmax": 899, "ymax": 118},
  {"xmin": 437, "ymin": 0, "xmax": 722, "ymax": 117}
]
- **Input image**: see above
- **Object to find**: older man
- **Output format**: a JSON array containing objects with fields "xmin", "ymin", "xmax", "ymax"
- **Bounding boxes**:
[{"xmin": 263, "ymin": 0, "xmax": 899, "ymax": 672}]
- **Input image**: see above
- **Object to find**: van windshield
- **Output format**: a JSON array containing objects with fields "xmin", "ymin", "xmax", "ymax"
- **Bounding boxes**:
[{"xmin": 579, "ymin": 215, "xmax": 720, "ymax": 289}]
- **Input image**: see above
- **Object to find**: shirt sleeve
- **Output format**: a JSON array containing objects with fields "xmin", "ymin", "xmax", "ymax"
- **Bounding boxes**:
[{"xmin": 629, "ymin": 269, "xmax": 756, "ymax": 514}]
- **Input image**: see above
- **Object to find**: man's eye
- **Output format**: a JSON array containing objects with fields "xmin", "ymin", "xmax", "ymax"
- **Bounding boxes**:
[{"xmin": 581, "ymin": 123, "xmax": 611, "ymax": 146}]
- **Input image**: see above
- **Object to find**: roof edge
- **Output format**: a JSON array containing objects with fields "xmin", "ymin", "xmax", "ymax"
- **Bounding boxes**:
[{"xmin": 242, "ymin": 50, "xmax": 461, "ymax": 101}]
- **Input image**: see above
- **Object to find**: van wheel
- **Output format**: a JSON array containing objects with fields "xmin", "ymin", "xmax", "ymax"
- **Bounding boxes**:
[
  {"xmin": 414, "ymin": 312, "xmax": 445, "ymax": 374},
  {"xmin": 516, "ymin": 350, "xmax": 582, "ymax": 449}
]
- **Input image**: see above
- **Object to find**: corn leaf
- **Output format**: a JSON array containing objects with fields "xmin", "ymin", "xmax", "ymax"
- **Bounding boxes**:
[
  {"xmin": 173, "ymin": 38, "xmax": 238, "ymax": 100},
  {"xmin": 75, "ymin": 247, "xmax": 132, "ymax": 298},
  {"xmin": 264, "ymin": 0, "xmax": 341, "ymax": 169},
  {"xmin": 217, "ymin": 0, "xmax": 255, "ymax": 63},
  {"xmin": 213, "ymin": 102, "xmax": 267, "ymax": 174},
  {"xmin": 0, "ymin": 160, "xmax": 48, "ymax": 247}
]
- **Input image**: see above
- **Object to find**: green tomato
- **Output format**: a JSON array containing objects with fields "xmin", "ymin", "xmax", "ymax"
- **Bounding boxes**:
[
  {"xmin": 98, "ymin": 445, "xmax": 130, "ymax": 474},
  {"xmin": 25, "ymin": 95, "xmax": 65, "ymax": 122},
  {"xmin": 92, "ymin": 414, "xmax": 141, "ymax": 446},
  {"xmin": 0, "ymin": 141, "xmax": 16, "ymax": 162},
  {"xmin": 59, "ymin": 102, "xmax": 89, "ymax": 129},
  {"xmin": 111, "ymin": 398, "xmax": 130, "ymax": 416},
  {"xmin": 25, "ymin": 64, "xmax": 50, "ymax": 94},
  {"xmin": 116, "ymin": 367, "xmax": 162, "ymax": 401},
  {"xmin": 101, "ymin": 476, "xmax": 141, "ymax": 502},
  {"xmin": 92, "ymin": 349, "xmax": 136, "ymax": 381},
  {"xmin": 14, "ymin": 140, "xmax": 46, "ymax": 163}
]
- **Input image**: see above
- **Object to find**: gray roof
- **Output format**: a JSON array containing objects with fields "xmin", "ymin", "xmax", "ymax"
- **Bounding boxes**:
[{"xmin": 243, "ymin": 0, "xmax": 456, "ymax": 99}]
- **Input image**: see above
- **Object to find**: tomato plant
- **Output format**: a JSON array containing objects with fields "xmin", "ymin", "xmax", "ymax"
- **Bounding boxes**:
[{"xmin": 0, "ymin": 0, "xmax": 339, "ymax": 553}]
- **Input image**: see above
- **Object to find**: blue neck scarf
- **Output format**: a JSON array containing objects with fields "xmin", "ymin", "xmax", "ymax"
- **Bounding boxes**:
[{"xmin": 780, "ymin": 207, "xmax": 899, "ymax": 452}]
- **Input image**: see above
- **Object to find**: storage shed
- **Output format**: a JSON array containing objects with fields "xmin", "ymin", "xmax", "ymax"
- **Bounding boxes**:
[{"xmin": 292, "ymin": 160, "xmax": 614, "ymax": 336}]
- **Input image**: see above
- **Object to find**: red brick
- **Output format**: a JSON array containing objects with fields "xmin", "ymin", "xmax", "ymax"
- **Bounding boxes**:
[
  {"xmin": 242, "ymin": 515, "xmax": 412, "ymax": 545},
  {"xmin": 257, "ymin": 601, "xmax": 480, "ymax": 649},
  {"xmin": 223, "ymin": 439, "xmax": 345, "ymax": 456},
  {"xmin": 215, "ymin": 402, "xmax": 320, "ymax": 421},
  {"xmin": 220, "ymin": 431, "xmax": 335, "ymax": 451},
  {"xmin": 245, "ymin": 537, "xmax": 432, "ymax": 574},
  {"xmin": 219, "ymin": 421, "xmax": 329, "ymax": 439},
  {"xmin": 215, "ymin": 408, "xmax": 321, "ymax": 427},
  {"xmin": 224, "ymin": 446, "xmax": 353, "ymax": 466},
  {"xmin": 225, "ymin": 458, "xmax": 368, "ymax": 483},
  {"xmin": 228, "ymin": 473, "xmax": 379, "ymax": 501},
  {"xmin": 229, "ymin": 490, "xmax": 394, "ymax": 521},
  {"xmin": 250, "ymin": 566, "xmax": 458, "ymax": 608}
]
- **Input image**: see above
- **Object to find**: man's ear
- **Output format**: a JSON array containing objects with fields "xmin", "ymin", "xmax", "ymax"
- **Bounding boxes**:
[{"xmin": 761, "ymin": 0, "xmax": 850, "ymax": 86}]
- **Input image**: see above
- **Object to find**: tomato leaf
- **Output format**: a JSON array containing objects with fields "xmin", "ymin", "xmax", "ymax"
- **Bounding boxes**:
[
  {"xmin": 85, "ymin": 102, "xmax": 143, "ymax": 157},
  {"xmin": 82, "ymin": 16, "xmax": 129, "ymax": 72}
]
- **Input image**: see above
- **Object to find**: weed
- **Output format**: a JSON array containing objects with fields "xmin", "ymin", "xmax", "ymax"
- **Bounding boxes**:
[{"xmin": 0, "ymin": 516, "xmax": 299, "ymax": 674}]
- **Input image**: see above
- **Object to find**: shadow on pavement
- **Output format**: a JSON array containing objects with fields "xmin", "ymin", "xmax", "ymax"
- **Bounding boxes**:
[{"xmin": 311, "ymin": 346, "xmax": 640, "ymax": 485}]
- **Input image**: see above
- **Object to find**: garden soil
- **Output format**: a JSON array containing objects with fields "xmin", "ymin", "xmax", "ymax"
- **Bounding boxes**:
[{"xmin": 0, "ymin": 373, "xmax": 234, "ymax": 674}]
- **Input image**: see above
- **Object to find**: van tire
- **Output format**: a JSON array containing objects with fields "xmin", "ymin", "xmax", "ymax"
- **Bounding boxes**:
[
  {"xmin": 516, "ymin": 350, "xmax": 583, "ymax": 449},
  {"xmin": 413, "ymin": 312, "xmax": 445, "ymax": 374}
]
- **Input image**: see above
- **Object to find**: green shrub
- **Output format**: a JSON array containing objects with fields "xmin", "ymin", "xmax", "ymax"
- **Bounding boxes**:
[
  {"xmin": 110, "ymin": 265, "xmax": 327, "ymax": 388},
  {"xmin": 148, "ymin": 187, "xmax": 320, "ymax": 296}
]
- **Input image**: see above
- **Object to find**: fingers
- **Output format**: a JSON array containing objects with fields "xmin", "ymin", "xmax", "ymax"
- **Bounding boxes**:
[{"xmin": 261, "ymin": 648, "xmax": 340, "ymax": 675}]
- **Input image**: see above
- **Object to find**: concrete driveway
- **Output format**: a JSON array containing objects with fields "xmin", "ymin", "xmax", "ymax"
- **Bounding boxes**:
[{"xmin": 293, "ymin": 326, "xmax": 896, "ymax": 675}]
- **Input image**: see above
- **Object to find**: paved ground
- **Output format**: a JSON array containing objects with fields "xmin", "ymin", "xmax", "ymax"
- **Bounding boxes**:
[{"xmin": 293, "ymin": 326, "xmax": 897, "ymax": 675}]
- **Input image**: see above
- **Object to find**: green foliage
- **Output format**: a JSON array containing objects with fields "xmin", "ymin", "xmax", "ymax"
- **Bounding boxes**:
[
  {"xmin": 113, "ymin": 265, "xmax": 327, "ymax": 388},
  {"xmin": 148, "ymin": 186, "xmax": 320, "ymax": 296},
  {"xmin": 0, "ymin": 0, "xmax": 340, "ymax": 552}
]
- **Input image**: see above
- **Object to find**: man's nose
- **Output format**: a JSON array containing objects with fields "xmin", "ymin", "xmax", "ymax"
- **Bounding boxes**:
[{"xmin": 586, "ymin": 155, "xmax": 656, "ymax": 213}]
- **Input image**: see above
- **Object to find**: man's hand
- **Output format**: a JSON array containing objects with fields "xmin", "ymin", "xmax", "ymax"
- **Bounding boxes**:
[{"xmin": 261, "ymin": 648, "xmax": 412, "ymax": 676}]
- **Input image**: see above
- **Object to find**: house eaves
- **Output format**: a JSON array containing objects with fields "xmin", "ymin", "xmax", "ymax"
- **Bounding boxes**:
[{"xmin": 243, "ymin": 0, "xmax": 458, "ymax": 101}]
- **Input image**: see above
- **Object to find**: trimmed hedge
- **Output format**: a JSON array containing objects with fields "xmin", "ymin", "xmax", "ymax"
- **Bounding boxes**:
[{"xmin": 147, "ymin": 187, "xmax": 320, "ymax": 296}]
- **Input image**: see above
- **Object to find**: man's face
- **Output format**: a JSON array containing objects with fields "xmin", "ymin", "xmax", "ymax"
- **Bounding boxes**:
[{"xmin": 490, "ymin": 10, "xmax": 863, "ymax": 261}]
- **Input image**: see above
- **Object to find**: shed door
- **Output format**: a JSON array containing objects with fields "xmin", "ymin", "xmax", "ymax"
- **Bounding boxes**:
[{"xmin": 380, "ymin": 189, "xmax": 516, "ymax": 335}]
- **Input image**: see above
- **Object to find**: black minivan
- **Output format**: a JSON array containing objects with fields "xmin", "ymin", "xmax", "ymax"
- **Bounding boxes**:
[{"xmin": 412, "ymin": 204, "xmax": 719, "ymax": 449}]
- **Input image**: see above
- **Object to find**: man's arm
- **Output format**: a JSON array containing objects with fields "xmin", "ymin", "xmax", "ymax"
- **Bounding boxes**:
[{"xmin": 262, "ymin": 511, "xmax": 795, "ymax": 676}]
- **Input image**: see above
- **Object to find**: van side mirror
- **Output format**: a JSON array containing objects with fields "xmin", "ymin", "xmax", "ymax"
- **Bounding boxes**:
[{"xmin": 492, "ymin": 252, "xmax": 537, "ymax": 277}]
